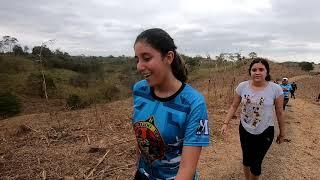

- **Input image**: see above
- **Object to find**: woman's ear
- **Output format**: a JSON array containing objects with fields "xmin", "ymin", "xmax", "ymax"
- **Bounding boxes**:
[{"xmin": 164, "ymin": 51, "xmax": 174, "ymax": 65}]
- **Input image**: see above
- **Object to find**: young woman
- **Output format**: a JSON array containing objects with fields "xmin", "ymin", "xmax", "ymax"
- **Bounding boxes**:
[
  {"xmin": 221, "ymin": 58, "xmax": 285, "ymax": 180},
  {"xmin": 132, "ymin": 28, "xmax": 210, "ymax": 180}
]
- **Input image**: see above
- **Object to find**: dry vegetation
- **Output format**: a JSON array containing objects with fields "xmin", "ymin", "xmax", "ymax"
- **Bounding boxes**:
[{"xmin": 1, "ymin": 60, "xmax": 319, "ymax": 179}]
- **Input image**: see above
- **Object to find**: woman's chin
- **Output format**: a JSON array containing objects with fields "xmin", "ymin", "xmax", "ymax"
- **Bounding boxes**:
[{"xmin": 253, "ymin": 78, "xmax": 264, "ymax": 82}]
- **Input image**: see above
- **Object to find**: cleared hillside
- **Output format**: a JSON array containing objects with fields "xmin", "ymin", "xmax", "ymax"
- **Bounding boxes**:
[{"xmin": 1, "ymin": 60, "xmax": 318, "ymax": 179}]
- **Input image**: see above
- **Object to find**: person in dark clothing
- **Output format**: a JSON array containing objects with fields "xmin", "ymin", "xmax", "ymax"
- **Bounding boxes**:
[{"xmin": 290, "ymin": 82, "xmax": 297, "ymax": 99}]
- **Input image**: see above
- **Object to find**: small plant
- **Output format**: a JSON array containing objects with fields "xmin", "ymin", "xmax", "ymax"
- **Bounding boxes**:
[
  {"xmin": 0, "ymin": 92, "xmax": 21, "ymax": 118},
  {"xmin": 102, "ymin": 84, "xmax": 120, "ymax": 102},
  {"xmin": 66, "ymin": 94, "xmax": 88, "ymax": 110},
  {"xmin": 25, "ymin": 73, "xmax": 56, "ymax": 98}
]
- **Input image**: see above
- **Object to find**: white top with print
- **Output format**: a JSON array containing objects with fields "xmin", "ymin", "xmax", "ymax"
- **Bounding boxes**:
[{"xmin": 236, "ymin": 81, "xmax": 283, "ymax": 134}]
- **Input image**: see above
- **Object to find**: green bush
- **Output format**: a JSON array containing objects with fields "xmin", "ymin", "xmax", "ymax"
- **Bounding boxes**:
[
  {"xmin": 69, "ymin": 74, "xmax": 89, "ymax": 87},
  {"xmin": 299, "ymin": 62, "xmax": 314, "ymax": 71},
  {"xmin": 25, "ymin": 73, "xmax": 56, "ymax": 97},
  {"xmin": 99, "ymin": 84, "xmax": 121, "ymax": 102},
  {"xmin": 0, "ymin": 92, "xmax": 21, "ymax": 118},
  {"xmin": 66, "ymin": 94, "xmax": 88, "ymax": 110}
]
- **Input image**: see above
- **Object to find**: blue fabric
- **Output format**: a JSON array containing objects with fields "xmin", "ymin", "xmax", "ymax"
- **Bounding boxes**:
[
  {"xmin": 132, "ymin": 80, "xmax": 210, "ymax": 179},
  {"xmin": 280, "ymin": 84, "xmax": 292, "ymax": 98}
]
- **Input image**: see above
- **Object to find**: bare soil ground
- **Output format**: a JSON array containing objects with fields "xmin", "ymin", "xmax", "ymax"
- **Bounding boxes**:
[{"xmin": 1, "ymin": 74, "xmax": 319, "ymax": 180}]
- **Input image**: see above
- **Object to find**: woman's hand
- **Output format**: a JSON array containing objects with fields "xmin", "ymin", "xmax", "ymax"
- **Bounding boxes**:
[
  {"xmin": 276, "ymin": 134, "xmax": 284, "ymax": 144},
  {"xmin": 220, "ymin": 123, "xmax": 229, "ymax": 140}
]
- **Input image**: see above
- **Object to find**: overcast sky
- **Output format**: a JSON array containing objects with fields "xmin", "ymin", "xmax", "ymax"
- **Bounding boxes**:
[{"xmin": 1, "ymin": 0, "xmax": 320, "ymax": 63}]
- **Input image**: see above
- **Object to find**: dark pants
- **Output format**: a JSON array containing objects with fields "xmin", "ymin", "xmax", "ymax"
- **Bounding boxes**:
[
  {"xmin": 239, "ymin": 124, "xmax": 274, "ymax": 176},
  {"xmin": 290, "ymin": 90, "xmax": 295, "ymax": 99},
  {"xmin": 283, "ymin": 98, "xmax": 289, "ymax": 110}
]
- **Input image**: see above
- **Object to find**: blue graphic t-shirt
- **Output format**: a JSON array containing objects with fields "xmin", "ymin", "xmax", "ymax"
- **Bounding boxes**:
[
  {"xmin": 280, "ymin": 84, "xmax": 292, "ymax": 98},
  {"xmin": 132, "ymin": 80, "xmax": 210, "ymax": 180}
]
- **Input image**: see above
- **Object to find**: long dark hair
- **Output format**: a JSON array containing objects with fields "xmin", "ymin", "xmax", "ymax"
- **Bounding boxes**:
[
  {"xmin": 134, "ymin": 28, "xmax": 188, "ymax": 82},
  {"xmin": 248, "ymin": 58, "xmax": 271, "ymax": 81}
]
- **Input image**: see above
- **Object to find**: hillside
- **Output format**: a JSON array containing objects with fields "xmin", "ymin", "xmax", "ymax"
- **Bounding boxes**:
[
  {"xmin": 1, "ymin": 59, "xmax": 319, "ymax": 179},
  {"xmin": 0, "ymin": 55, "xmax": 139, "ymax": 116}
]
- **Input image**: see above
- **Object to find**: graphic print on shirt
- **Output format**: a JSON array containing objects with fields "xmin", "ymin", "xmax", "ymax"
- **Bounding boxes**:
[
  {"xmin": 196, "ymin": 119, "xmax": 209, "ymax": 135},
  {"xmin": 241, "ymin": 94, "xmax": 265, "ymax": 127},
  {"xmin": 134, "ymin": 116, "xmax": 165, "ymax": 163}
]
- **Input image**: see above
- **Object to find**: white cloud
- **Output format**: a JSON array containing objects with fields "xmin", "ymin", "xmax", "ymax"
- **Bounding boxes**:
[{"xmin": 0, "ymin": 0, "xmax": 319, "ymax": 63}]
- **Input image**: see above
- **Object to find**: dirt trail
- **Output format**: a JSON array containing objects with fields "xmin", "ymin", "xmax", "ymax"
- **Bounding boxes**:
[{"xmin": 198, "ymin": 96, "xmax": 320, "ymax": 179}]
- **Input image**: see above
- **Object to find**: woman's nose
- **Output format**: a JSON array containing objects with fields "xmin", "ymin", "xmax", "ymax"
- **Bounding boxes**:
[{"xmin": 136, "ymin": 60, "xmax": 145, "ymax": 72}]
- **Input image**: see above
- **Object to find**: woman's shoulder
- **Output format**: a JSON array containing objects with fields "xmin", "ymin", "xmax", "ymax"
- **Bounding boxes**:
[
  {"xmin": 236, "ymin": 80, "xmax": 249, "ymax": 90},
  {"xmin": 238, "ymin": 80, "xmax": 250, "ymax": 86},
  {"xmin": 180, "ymin": 83, "xmax": 205, "ymax": 104},
  {"xmin": 133, "ymin": 80, "xmax": 149, "ymax": 92},
  {"xmin": 268, "ymin": 81, "xmax": 282, "ymax": 90}
]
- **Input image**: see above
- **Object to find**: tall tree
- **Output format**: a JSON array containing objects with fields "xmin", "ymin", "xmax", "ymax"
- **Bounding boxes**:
[
  {"xmin": 2, "ymin": 36, "xmax": 18, "ymax": 52},
  {"xmin": 23, "ymin": 45, "xmax": 29, "ymax": 54},
  {"xmin": 248, "ymin": 52, "xmax": 257, "ymax": 59},
  {"xmin": 13, "ymin": 45, "xmax": 24, "ymax": 55},
  {"xmin": 32, "ymin": 45, "xmax": 53, "ymax": 58},
  {"xmin": 0, "ymin": 40, "xmax": 4, "ymax": 53}
]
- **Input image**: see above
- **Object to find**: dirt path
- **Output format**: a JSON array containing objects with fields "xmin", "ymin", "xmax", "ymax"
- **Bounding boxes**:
[{"xmin": 198, "ymin": 97, "xmax": 320, "ymax": 179}]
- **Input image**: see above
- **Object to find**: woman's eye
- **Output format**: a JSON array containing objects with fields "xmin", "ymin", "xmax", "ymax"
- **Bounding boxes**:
[
  {"xmin": 252, "ymin": 69, "xmax": 257, "ymax": 72},
  {"xmin": 144, "ymin": 57, "xmax": 151, "ymax": 61}
]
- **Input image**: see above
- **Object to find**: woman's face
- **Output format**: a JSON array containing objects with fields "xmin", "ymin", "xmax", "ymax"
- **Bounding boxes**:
[
  {"xmin": 134, "ymin": 41, "xmax": 171, "ymax": 88},
  {"xmin": 250, "ymin": 63, "xmax": 267, "ymax": 82}
]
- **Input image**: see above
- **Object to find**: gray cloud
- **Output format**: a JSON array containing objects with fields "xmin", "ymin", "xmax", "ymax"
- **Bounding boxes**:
[{"xmin": 1, "ymin": 0, "xmax": 320, "ymax": 63}]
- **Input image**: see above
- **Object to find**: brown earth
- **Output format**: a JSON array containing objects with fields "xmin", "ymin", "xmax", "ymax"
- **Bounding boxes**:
[{"xmin": 1, "ymin": 74, "xmax": 319, "ymax": 180}]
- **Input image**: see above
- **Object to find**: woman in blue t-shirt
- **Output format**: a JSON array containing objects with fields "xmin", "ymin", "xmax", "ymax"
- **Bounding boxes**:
[
  {"xmin": 221, "ymin": 58, "xmax": 285, "ymax": 180},
  {"xmin": 132, "ymin": 28, "xmax": 210, "ymax": 180}
]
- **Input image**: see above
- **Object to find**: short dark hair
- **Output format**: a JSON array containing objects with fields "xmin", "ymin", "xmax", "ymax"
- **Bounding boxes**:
[
  {"xmin": 134, "ymin": 28, "xmax": 187, "ymax": 82},
  {"xmin": 248, "ymin": 58, "xmax": 271, "ymax": 81}
]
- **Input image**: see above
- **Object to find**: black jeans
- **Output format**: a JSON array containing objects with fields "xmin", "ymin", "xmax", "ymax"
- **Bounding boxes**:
[{"xmin": 283, "ymin": 97, "xmax": 289, "ymax": 110}]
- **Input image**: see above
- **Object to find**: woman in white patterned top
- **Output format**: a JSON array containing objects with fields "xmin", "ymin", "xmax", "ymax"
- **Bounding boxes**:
[{"xmin": 221, "ymin": 58, "xmax": 285, "ymax": 180}]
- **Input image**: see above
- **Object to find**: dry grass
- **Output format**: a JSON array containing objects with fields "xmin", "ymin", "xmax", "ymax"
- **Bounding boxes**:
[
  {"xmin": 0, "ymin": 100, "xmax": 136, "ymax": 179},
  {"xmin": 1, "ymin": 60, "xmax": 317, "ymax": 180}
]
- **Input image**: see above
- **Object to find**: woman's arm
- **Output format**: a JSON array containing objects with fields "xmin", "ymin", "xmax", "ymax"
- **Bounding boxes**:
[
  {"xmin": 224, "ymin": 94, "xmax": 241, "ymax": 124},
  {"xmin": 135, "ymin": 143, "xmax": 140, "ymax": 167},
  {"xmin": 175, "ymin": 146, "xmax": 202, "ymax": 180},
  {"xmin": 275, "ymin": 95, "xmax": 285, "ymax": 143},
  {"xmin": 221, "ymin": 94, "xmax": 241, "ymax": 136}
]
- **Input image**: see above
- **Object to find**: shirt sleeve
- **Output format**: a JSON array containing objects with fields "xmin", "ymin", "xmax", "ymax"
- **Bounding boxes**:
[
  {"xmin": 235, "ymin": 82, "xmax": 245, "ymax": 96},
  {"xmin": 275, "ymin": 84, "xmax": 284, "ymax": 98},
  {"xmin": 183, "ymin": 101, "xmax": 210, "ymax": 147}
]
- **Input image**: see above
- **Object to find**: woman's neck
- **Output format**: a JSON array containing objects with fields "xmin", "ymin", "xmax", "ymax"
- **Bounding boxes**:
[
  {"xmin": 251, "ymin": 80, "xmax": 267, "ymax": 87},
  {"xmin": 153, "ymin": 75, "xmax": 182, "ymax": 98}
]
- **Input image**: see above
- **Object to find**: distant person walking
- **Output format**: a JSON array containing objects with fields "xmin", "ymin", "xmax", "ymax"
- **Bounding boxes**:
[
  {"xmin": 290, "ymin": 82, "xmax": 297, "ymax": 99},
  {"xmin": 221, "ymin": 58, "xmax": 285, "ymax": 180},
  {"xmin": 280, "ymin": 78, "xmax": 293, "ymax": 110}
]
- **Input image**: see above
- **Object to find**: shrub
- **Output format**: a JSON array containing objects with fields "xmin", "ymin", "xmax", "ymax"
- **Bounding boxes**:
[
  {"xmin": 299, "ymin": 62, "xmax": 314, "ymax": 71},
  {"xmin": 0, "ymin": 92, "xmax": 21, "ymax": 118},
  {"xmin": 100, "ymin": 84, "xmax": 120, "ymax": 102},
  {"xmin": 66, "ymin": 94, "xmax": 88, "ymax": 110},
  {"xmin": 69, "ymin": 74, "xmax": 89, "ymax": 87},
  {"xmin": 25, "ymin": 73, "xmax": 56, "ymax": 97}
]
